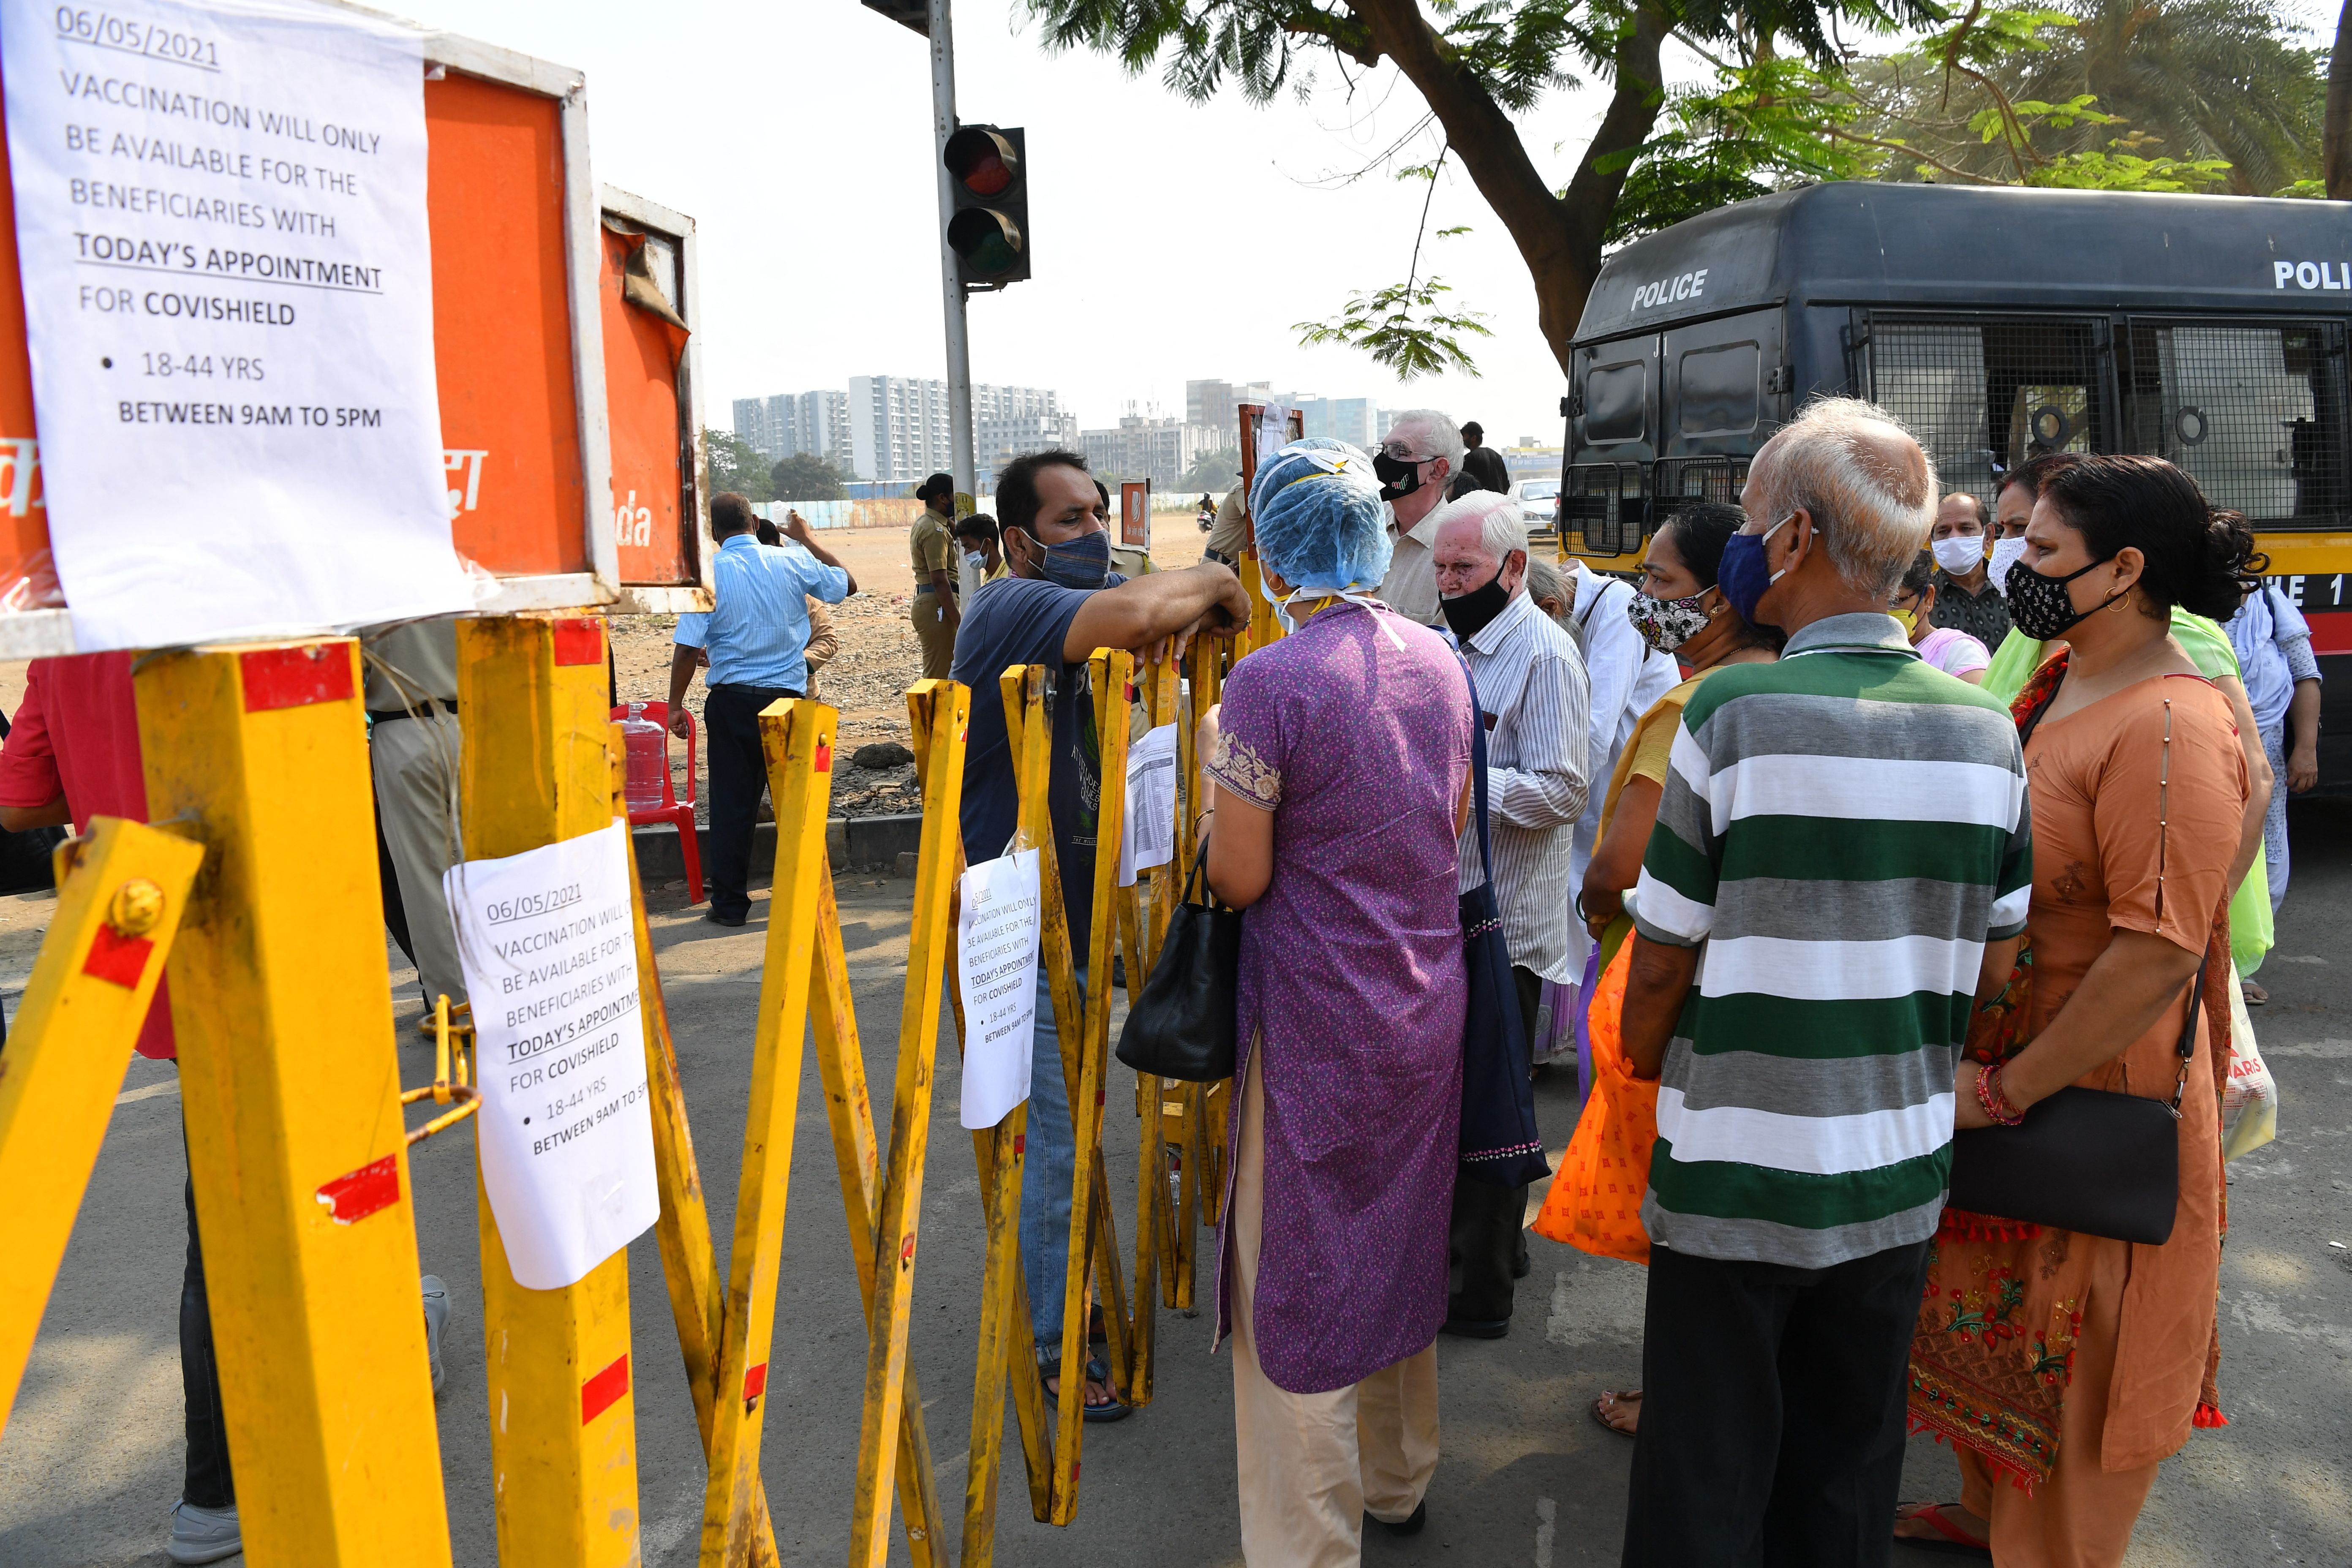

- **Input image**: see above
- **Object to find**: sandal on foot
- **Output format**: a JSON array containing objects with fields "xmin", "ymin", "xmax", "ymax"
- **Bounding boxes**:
[
  {"xmin": 1590, "ymin": 1389, "xmax": 1640, "ymax": 1438},
  {"xmin": 1039, "ymin": 1353, "xmax": 1131, "ymax": 1424},
  {"xmin": 1893, "ymin": 1502, "xmax": 1990, "ymax": 1557}
]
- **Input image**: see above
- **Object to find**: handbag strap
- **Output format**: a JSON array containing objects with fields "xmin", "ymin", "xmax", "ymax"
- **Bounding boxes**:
[
  {"xmin": 1456, "ymin": 654, "xmax": 1495, "ymax": 888},
  {"xmin": 2167, "ymin": 953, "xmax": 2209, "ymax": 1117},
  {"xmin": 1179, "ymin": 834, "xmax": 1214, "ymax": 907}
]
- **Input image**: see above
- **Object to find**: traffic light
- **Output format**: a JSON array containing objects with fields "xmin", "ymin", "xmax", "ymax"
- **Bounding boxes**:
[{"xmin": 944, "ymin": 124, "xmax": 1029, "ymax": 289}]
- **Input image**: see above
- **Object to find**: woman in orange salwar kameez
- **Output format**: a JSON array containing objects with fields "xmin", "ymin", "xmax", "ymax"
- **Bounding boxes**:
[{"xmin": 1899, "ymin": 455, "xmax": 2254, "ymax": 1566}]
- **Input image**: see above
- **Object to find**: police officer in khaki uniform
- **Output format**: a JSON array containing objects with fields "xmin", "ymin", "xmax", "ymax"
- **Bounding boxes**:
[{"xmin": 909, "ymin": 471, "xmax": 960, "ymax": 680}]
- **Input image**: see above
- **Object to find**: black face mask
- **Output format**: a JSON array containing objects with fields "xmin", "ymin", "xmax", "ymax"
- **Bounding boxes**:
[
  {"xmin": 1373, "ymin": 450, "xmax": 1424, "ymax": 502},
  {"xmin": 2004, "ymin": 555, "xmax": 2127, "ymax": 640},
  {"xmin": 1440, "ymin": 569, "xmax": 1513, "ymax": 642}
]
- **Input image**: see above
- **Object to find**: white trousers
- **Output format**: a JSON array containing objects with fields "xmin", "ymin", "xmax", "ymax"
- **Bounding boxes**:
[{"xmin": 1230, "ymin": 1051, "xmax": 1440, "ymax": 1568}]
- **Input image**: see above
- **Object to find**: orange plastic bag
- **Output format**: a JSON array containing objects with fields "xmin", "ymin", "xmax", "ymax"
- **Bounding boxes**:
[{"xmin": 1530, "ymin": 939, "xmax": 1659, "ymax": 1265}]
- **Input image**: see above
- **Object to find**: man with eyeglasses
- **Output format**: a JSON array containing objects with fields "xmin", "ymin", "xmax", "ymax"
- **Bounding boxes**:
[{"xmin": 1371, "ymin": 411, "xmax": 1463, "ymax": 627}]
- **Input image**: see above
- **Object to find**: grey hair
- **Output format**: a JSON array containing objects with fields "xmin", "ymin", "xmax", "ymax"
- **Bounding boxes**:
[
  {"xmin": 1523, "ymin": 554, "xmax": 1571, "ymax": 618},
  {"xmin": 1746, "ymin": 396, "xmax": 1937, "ymax": 598},
  {"xmin": 1428, "ymin": 489, "xmax": 1528, "ymax": 566},
  {"xmin": 1387, "ymin": 408, "xmax": 1465, "ymax": 470}
]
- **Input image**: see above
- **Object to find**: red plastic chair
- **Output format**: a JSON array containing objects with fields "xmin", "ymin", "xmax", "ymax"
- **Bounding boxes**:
[{"xmin": 612, "ymin": 700, "xmax": 702, "ymax": 905}]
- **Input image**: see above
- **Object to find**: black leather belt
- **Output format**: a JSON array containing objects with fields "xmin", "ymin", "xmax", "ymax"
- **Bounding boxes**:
[{"xmin": 366, "ymin": 700, "xmax": 455, "ymax": 724}]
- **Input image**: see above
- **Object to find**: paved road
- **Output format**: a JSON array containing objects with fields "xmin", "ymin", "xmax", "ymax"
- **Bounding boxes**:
[{"xmin": 3, "ymin": 804, "xmax": 2349, "ymax": 1566}]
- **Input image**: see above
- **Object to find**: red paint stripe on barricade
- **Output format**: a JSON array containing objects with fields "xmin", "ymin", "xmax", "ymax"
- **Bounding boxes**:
[
  {"xmin": 552, "ymin": 619, "xmax": 604, "ymax": 666},
  {"xmin": 581, "ymin": 1353, "xmax": 630, "ymax": 1424},
  {"xmin": 814, "ymin": 740, "xmax": 832, "ymax": 773},
  {"xmin": 316, "ymin": 1155, "xmax": 400, "ymax": 1224},
  {"xmin": 241, "ymin": 645, "xmax": 354, "ymax": 712},
  {"xmin": 743, "ymin": 1361, "xmax": 768, "ymax": 1409},
  {"xmin": 83, "ymin": 927, "xmax": 152, "ymax": 988}
]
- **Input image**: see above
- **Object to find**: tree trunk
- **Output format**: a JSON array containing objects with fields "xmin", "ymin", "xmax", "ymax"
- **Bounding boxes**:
[
  {"xmin": 1346, "ymin": 0, "xmax": 1670, "ymax": 375},
  {"xmin": 2328, "ymin": 0, "xmax": 2352, "ymax": 199}
]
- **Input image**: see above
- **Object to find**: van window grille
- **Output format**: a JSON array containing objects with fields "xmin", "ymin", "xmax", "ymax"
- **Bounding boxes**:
[
  {"xmin": 1563, "ymin": 463, "xmax": 1650, "ymax": 556},
  {"xmin": 1655, "ymin": 457, "xmax": 1750, "ymax": 516},
  {"xmin": 1858, "ymin": 315, "xmax": 2107, "ymax": 508},
  {"xmin": 2117, "ymin": 323, "xmax": 2346, "ymax": 526}
]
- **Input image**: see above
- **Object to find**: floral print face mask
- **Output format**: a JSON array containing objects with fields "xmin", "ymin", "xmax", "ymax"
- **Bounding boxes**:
[{"xmin": 1626, "ymin": 588, "xmax": 1712, "ymax": 655}]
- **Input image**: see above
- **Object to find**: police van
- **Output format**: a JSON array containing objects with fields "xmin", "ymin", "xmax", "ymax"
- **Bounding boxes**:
[{"xmin": 1560, "ymin": 181, "xmax": 2352, "ymax": 783}]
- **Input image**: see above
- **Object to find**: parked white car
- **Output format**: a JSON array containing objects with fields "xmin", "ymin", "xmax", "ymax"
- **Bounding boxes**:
[{"xmin": 1515, "ymin": 476, "xmax": 1560, "ymax": 534}]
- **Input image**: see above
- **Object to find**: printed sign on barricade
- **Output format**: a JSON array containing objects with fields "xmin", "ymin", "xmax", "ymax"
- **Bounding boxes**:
[
  {"xmin": 448, "ymin": 819, "xmax": 656, "ymax": 1290},
  {"xmin": 0, "ymin": 0, "xmax": 474, "ymax": 650},
  {"xmin": 0, "ymin": 3, "xmax": 619, "ymax": 657},
  {"xmin": 959, "ymin": 848, "xmax": 1040, "ymax": 1130}
]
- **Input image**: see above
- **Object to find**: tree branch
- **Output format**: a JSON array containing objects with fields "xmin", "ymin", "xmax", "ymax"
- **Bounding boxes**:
[
  {"xmin": 2326, "ymin": 0, "xmax": 2352, "ymax": 198},
  {"xmin": 1344, "ymin": 0, "xmax": 1669, "ymax": 374}
]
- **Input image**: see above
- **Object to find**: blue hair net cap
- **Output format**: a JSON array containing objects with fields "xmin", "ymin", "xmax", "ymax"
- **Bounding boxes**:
[{"xmin": 1247, "ymin": 437, "xmax": 1393, "ymax": 593}]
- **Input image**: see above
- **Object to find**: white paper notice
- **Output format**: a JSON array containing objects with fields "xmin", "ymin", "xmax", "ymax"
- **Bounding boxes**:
[
  {"xmin": 446, "ymin": 822, "xmax": 658, "ymax": 1291},
  {"xmin": 958, "ymin": 849, "xmax": 1040, "ymax": 1131},
  {"xmin": 0, "ymin": 0, "xmax": 472, "ymax": 650},
  {"xmin": 1118, "ymin": 722, "xmax": 1178, "ymax": 887},
  {"xmin": 1255, "ymin": 404, "xmax": 1292, "ymax": 470}
]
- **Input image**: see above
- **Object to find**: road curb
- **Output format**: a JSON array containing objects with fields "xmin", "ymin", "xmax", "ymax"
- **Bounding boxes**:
[{"xmin": 631, "ymin": 813, "xmax": 927, "ymax": 882}]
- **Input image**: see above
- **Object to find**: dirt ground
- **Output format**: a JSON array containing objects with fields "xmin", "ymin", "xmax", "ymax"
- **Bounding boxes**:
[
  {"xmin": 0, "ymin": 512, "xmax": 1222, "ymax": 826},
  {"xmin": 610, "ymin": 515, "xmax": 1219, "ymax": 821}
]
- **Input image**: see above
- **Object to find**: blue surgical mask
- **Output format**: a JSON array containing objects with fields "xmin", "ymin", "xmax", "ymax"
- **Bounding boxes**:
[
  {"xmin": 1717, "ymin": 513, "xmax": 1792, "ymax": 628},
  {"xmin": 1026, "ymin": 527, "xmax": 1110, "ymax": 591}
]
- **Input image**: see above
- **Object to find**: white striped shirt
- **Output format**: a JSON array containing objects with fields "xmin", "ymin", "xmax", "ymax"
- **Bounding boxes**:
[{"xmin": 1457, "ymin": 589, "xmax": 1593, "ymax": 983}]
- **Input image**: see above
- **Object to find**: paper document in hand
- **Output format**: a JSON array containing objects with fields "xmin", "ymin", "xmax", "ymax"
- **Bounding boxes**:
[
  {"xmin": 0, "ymin": 0, "xmax": 472, "ymax": 649},
  {"xmin": 446, "ymin": 821, "xmax": 658, "ymax": 1290},
  {"xmin": 1119, "ymin": 722, "xmax": 1179, "ymax": 887},
  {"xmin": 958, "ymin": 849, "xmax": 1040, "ymax": 1130}
]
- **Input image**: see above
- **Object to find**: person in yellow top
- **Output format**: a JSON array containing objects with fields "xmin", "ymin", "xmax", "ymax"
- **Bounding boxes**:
[
  {"xmin": 1537, "ymin": 503, "xmax": 1778, "ymax": 1443},
  {"xmin": 909, "ymin": 471, "xmax": 961, "ymax": 680}
]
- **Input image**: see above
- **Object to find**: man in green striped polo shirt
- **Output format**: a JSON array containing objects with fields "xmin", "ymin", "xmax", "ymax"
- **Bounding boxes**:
[{"xmin": 1616, "ymin": 399, "xmax": 2030, "ymax": 1565}]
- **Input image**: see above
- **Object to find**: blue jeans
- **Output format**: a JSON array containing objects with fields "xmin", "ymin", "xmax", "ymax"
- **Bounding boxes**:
[{"xmin": 1020, "ymin": 962, "xmax": 1085, "ymax": 1355}]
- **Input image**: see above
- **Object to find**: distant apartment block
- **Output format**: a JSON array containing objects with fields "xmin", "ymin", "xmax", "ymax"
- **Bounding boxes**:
[
  {"xmin": 1185, "ymin": 378, "xmax": 1272, "ymax": 446},
  {"xmin": 732, "ymin": 390, "xmax": 851, "ymax": 471},
  {"xmin": 1082, "ymin": 414, "xmax": 1221, "ymax": 489}
]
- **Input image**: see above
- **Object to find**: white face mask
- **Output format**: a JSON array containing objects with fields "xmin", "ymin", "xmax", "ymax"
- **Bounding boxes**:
[
  {"xmin": 1988, "ymin": 536, "xmax": 2029, "ymax": 596},
  {"xmin": 1932, "ymin": 534, "xmax": 1985, "ymax": 575}
]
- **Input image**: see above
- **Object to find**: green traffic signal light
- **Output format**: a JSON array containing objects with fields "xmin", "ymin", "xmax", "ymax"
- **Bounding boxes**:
[
  {"xmin": 942, "ymin": 124, "xmax": 1029, "ymax": 287},
  {"xmin": 947, "ymin": 207, "xmax": 1024, "ymax": 279}
]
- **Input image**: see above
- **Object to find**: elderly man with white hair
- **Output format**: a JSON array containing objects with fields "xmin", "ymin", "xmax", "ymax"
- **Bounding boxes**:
[
  {"xmin": 1429, "ymin": 489, "xmax": 1591, "ymax": 1339},
  {"xmin": 1612, "ymin": 399, "xmax": 2032, "ymax": 1565},
  {"xmin": 1372, "ymin": 409, "xmax": 1465, "ymax": 626}
]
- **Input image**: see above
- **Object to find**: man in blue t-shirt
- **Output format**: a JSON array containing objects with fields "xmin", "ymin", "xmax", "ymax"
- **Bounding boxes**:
[
  {"xmin": 953, "ymin": 448, "xmax": 1247, "ymax": 1418},
  {"xmin": 670, "ymin": 493, "xmax": 855, "ymax": 926}
]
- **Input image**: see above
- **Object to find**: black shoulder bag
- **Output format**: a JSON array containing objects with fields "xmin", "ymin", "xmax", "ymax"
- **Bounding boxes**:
[
  {"xmin": 1114, "ymin": 839, "xmax": 1243, "ymax": 1083},
  {"xmin": 1944, "ymin": 958, "xmax": 2204, "ymax": 1245},
  {"xmin": 1456, "ymin": 660, "xmax": 1554, "ymax": 1190}
]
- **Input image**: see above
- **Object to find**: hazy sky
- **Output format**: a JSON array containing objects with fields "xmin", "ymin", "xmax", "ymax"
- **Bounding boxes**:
[
  {"xmin": 395, "ymin": 0, "xmax": 2341, "ymax": 446},
  {"xmin": 395, "ymin": 0, "xmax": 1626, "ymax": 446}
]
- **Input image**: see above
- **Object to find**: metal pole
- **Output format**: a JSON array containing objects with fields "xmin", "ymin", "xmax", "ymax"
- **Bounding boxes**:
[{"xmin": 930, "ymin": 0, "xmax": 976, "ymax": 506}]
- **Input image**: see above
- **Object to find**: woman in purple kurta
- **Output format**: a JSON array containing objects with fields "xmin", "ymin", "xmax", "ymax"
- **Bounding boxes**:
[{"xmin": 1199, "ymin": 437, "xmax": 1470, "ymax": 1561}]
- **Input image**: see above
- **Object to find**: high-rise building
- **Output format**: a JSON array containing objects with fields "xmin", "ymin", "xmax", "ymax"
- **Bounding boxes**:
[
  {"xmin": 973, "ymin": 384, "xmax": 1079, "ymax": 483},
  {"xmin": 841, "ymin": 376, "xmax": 1077, "ymax": 485},
  {"xmin": 1185, "ymin": 379, "xmax": 1271, "ymax": 448},
  {"xmin": 1081, "ymin": 414, "xmax": 1221, "ymax": 489},
  {"xmin": 732, "ymin": 390, "xmax": 852, "ymax": 471}
]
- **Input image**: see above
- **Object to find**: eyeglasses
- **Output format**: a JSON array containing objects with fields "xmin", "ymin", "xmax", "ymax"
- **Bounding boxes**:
[{"xmin": 1379, "ymin": 443, "xmax": 1428, "ymax": 463}]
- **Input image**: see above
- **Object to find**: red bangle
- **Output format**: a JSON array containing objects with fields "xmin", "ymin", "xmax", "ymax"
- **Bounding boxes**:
[{"xmin": 1975, "ymin": 1065, "xmax": 2026, "ymax": 1126}]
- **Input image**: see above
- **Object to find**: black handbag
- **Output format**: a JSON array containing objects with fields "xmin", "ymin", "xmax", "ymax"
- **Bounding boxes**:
[
  {"xmin": 1945, "ymin": 958, "xmax": 2205, "ymax": 1246},
  {"xmin": 1455, "ymin": 662, "xmax": 1554, "ymax": 1190},
  {"xmin": 1114, "ymin": 840, "xmax": 1242, "ymax": 1083}
]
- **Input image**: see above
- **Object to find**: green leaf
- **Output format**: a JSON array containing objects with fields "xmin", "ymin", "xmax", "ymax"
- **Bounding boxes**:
[{"xmin": 1295, "ymin": 276, "xmax": 1492, "ymax": 380}]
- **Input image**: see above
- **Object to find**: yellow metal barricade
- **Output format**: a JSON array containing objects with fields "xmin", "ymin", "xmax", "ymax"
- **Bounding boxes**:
[
  {"xmin": 695, "ymin": 695, "xmax": 833, "ymax": 1564},
  {"xmin": 0, "ymin": 817, "xmax": 202, "ymax": 1438},
  {"xmin": 457, "ymin": 615, "xmax": 642, "ymax": 1568},
  {"xmin": 137, "ymin": 639, "xmax": 456, "ymax": 1568}
]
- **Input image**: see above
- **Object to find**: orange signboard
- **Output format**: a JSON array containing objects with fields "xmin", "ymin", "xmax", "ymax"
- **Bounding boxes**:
[
  {"xmin": 0, "ymin": 33, "xmax": 628, "ymax": 653},
  {"xmin": 598, "ymin": 186, "xmax": 708, "ymax": 608}
]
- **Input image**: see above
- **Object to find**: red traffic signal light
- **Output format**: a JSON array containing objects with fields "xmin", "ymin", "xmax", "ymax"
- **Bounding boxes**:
[{"xmin": 943, "ymin": 125, "xmax": 1029, "ymax": 287}]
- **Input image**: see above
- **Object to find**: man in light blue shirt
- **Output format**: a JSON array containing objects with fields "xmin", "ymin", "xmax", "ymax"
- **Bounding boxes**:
[{"xmin": 668, "ymin": 493, "xmax": 854, "ymax": 926}]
